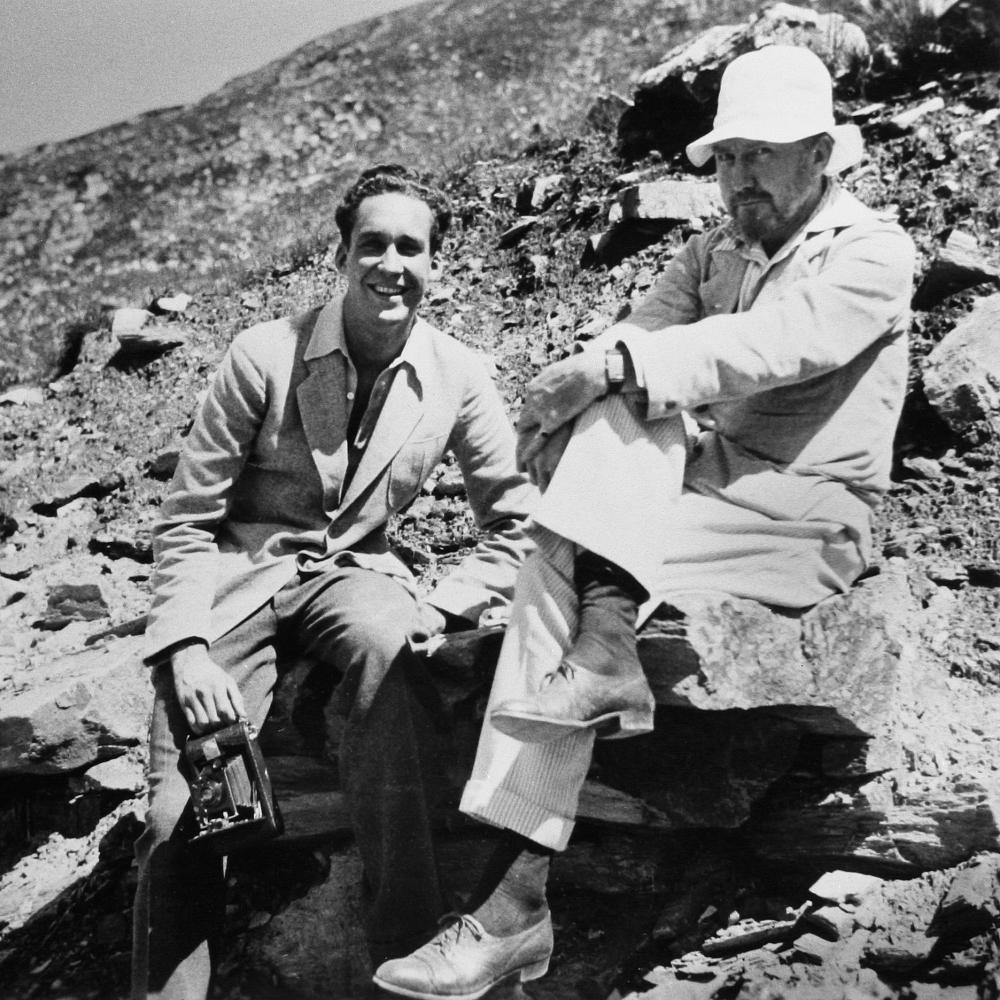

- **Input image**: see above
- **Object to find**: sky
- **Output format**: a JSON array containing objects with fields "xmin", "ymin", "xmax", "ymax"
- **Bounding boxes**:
[{"xmin": 1, "ymin": 0, "xmax": 425, "ymax": 155}]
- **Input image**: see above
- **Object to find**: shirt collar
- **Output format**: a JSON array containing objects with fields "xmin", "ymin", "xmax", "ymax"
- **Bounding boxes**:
[
  {"xmin": 304, "ymin": 291, "xmax": 435, "ymax": 384},
  {"xmin": 716, "ymin": 180, "xmax": 879, "ymax": 260}
]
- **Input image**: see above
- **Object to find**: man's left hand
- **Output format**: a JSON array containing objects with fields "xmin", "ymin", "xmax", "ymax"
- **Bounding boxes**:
[
  {"xmin": 516, "ymin": 351, "xmax": 606, "ymax": 469},
  {"xmin": 411, "ymin": 603, "xmax": 476, "ymax": 642},
  {"xmin": 412, "ymin": 602, "xmax": 447, "ymax": 642}
]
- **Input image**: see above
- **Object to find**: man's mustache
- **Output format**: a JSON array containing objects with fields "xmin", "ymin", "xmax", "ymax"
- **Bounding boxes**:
[{"xmin": 733, "ymin": 191, "xmax": 772, "ymax": 205}]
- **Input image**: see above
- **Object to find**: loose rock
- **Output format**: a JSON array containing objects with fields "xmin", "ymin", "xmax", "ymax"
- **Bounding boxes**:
[{"xmin": 923, "ymin": 292, "xmax": 1000, "ymax": 438}]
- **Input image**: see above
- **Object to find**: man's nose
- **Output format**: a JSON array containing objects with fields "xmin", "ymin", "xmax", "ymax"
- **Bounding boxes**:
[
  {"xmin": 380, "ymin": 244, "xmax": 403, "ymax": 270},
  {"xmin": 730, "ymin": 156, "xmax": 754, "ymax": 188}
]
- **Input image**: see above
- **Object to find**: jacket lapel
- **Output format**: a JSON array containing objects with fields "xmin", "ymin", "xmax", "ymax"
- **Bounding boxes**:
[
  {"xmin": 296, "ymin": 305, "xmax": 351, "ymax": 509},
  {"xmin": 339, "ymin": 364, "xmax": 424, "ymax": 511},
  {"xmin": 341, "ymin": 365, "xmax": 423, "ymax": 510},
  {"xmin": 702, "ymin": 238, "xmax": 746, "ymax": 316}
]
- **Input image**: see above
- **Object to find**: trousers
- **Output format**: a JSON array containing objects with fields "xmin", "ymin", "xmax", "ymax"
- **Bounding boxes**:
[
  {"xmin": 131, "ymin": 565, "xmax": 449, "ymax": 999},
  {"xmin": 460, "ymin": 396, "xmax": 867, "ymax": 850}
]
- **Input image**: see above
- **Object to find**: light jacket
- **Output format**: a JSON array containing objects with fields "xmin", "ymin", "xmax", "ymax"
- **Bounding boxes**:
[
  {"xmin": 145, "ymin": 296, "xmax": 536, "ymax": 662},
  {"xmin": 592, "ymin": 182, "xmax": 915, "ymax": 550}
]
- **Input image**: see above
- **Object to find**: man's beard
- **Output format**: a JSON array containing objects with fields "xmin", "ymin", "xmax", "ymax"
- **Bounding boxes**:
[{"xmin": 731, "ymin": 198, "xmax": 777, "ymax": 243}]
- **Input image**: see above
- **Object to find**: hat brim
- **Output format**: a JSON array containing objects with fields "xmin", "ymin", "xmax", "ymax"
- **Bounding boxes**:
[{"xmin": 686, "ymin": 122, "xmax": 864, "ymax": 174}]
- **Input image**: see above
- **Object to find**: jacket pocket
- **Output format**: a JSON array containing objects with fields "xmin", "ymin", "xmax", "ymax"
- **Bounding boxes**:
[{"xmin": 387, "ymin": 435, "xmax": 447, "ymax": 513}]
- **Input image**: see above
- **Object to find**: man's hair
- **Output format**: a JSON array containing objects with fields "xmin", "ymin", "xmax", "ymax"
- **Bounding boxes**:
[{"xmin": 334, "ymin": 164, "xmax": 453, "ymax": 255}]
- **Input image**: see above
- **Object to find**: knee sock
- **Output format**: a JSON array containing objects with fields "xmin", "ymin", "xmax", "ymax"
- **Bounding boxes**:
[{"xmin": 467, "ymin": 831, "xmax": 552, "ymax": 935}]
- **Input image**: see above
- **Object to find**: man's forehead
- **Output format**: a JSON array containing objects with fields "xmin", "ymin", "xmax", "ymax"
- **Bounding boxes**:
[{"xmin": 353, "ymin": 193, "xmax": 433, "ymax": 234}]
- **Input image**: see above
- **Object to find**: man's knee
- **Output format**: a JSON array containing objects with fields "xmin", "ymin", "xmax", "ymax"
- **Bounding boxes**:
[{"xmin": 339, "ymin": 602, "xmax": 418, "ymax": 666}]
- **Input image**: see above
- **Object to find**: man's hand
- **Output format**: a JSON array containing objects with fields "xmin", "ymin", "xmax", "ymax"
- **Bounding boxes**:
[
  {"xmin": 411, "ymin": 602, "xmax": 448, "ymax": 643},
  {"xmin": 171, "ymin": 641, "xmax": 246, "ymax": 735},
  {"xmin": 516, "ymin": 352, "xmax": 606, "ymax": 475},
  {"xmin": 517, "ymin": 421, "xmax": 573, "ymax": 491}
]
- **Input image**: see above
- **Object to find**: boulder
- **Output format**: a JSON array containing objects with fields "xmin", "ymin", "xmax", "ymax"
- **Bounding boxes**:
[
  {"xmin": 618, "ymin": 4, "xmax": 869, "ymax": 161},
  {"xmin": 591, "ymin": 567, "xmax": 919, "ymax": 834},
  {"xmin": 37, "ymin": 582, "xmax": 109, "ymax": 630},
  {"xmin": 0, "ymin": 636, "xmax": 151, "ymax": 775},
  {"xmin": 928, "ymin": 851, "xmax": 1000, "ymax": 939},
  {"xmin": 114, "ymin": 323, "xmax": 189, "ymax": 360},
  {"xmin": 937, "ymin": 0, "xmax": 1000, "ymax": 68},
  {"xmin": 0, "ymin": 386, "xmax": 44, "ymax": 407},
  {"xmin": 616, "ymin": 180, "xmax": 723, "ymax": 224},
  {"xmin": 581, "ymin": 222, "xmax": 677, "ymax": 269},
  {"xmin": 109, "ymin": 308, "xmax": 152, "ymax": 333},
  {"xmin": 88, "ymin": 530, "xmax": 154, "ymax": 563},
  {"xmin": 496, "ymin": 216, "xmax": 538, "ymax": 248},
  {"xmin": 516, "ymin": 173, "xmax": 565, "ymax": 214},
  {"xmin": 639, "ymin": 568, "xmax": 913, "ymax": 744},
  {"xmin": 885, "ymin": 96, "xmax": 945, "ymax": 135},
  {"xmin": 152, "ymin": 292, "xmax": 192, "ymax": 314},
  {"xmin": 146, "ymin": 448, "xmax": 181, "ymax": 480},
  {"xmin": 587, "ymin": 92, "xmax": 631, "ymax": 132},
  {"xmin": 31, "ymin": 471, "xmax": 124, "ymax": 515},
  {"xmin": 922, "ymin": 292, "xmax": 1000, "ymax": 438}
]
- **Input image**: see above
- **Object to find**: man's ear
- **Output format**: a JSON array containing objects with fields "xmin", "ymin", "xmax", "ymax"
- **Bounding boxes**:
[
  {"xmin": 814, "ymin": 134, "xmax": 834, "ymax": 171},
  {"xmin": 334, "ymin": 241, "xmax": 348, "ymax": 270}
]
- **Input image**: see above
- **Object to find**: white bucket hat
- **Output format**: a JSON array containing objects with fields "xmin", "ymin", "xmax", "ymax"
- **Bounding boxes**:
[{"xmin": 685, "ymin": 45, "xmax": 864, "ymax": 175}]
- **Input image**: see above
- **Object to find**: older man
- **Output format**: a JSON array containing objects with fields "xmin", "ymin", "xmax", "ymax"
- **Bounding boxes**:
[
  {"xmin": 375, "ymin": 46, "xmax": 915, "ymax": 999},
  {"xmin": 131, "ymin": 164, "xmax": 535, "ymax": 999}
]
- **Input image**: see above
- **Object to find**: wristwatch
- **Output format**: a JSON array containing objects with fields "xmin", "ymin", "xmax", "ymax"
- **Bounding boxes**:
[{"xmin": 605, "ymin": 348, "xmax": 626, "ymax": 393}]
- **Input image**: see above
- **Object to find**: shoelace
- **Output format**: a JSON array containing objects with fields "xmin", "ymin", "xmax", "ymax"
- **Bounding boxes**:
[
  {"xmin": 540, "ymin": 661, "xmax": 576, "ymax": 689},
  {"xmin": 430, "ymin": 913, "xmax": 485, "ymax": 954}
]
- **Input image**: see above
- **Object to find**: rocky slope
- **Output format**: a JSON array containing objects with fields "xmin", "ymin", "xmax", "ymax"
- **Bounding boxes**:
[
  {"xmin": 1, "ymin": 1, "xmax": 1000, "ymax": 998},
  {"xmin": 0, "ymin": 0, "xmax": 775, "ymax": 393}
]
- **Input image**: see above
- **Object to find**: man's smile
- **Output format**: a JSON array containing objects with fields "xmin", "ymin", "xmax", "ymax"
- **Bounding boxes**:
[{"xmin": 369, "ymin": 283, "xmax": 407, "ymax": 298}]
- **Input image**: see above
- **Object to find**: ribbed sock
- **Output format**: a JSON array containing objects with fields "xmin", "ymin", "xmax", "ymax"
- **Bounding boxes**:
[{"xmin": 467, "ymin": 831, "xmax": 552, "ymax": 936}]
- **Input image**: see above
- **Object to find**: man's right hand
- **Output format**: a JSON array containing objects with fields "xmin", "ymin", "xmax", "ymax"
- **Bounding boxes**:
[
  {"xmin": 170, "ymin": 641, "xmax": 246, "ymax": 735},
  {"xmin": 516, "ymin": 420, "xmax": 573, "ymax": 491}
]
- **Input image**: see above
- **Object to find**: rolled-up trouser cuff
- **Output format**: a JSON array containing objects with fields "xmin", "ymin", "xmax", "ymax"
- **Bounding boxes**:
[{"xmin": 460, "ymin": 780, "xmax": 575, "ymax": 852}]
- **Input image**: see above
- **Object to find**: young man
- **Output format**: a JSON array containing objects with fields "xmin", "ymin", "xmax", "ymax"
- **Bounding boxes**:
[
  {"xmin": 376, "ymin": 46, "xmax": 915, "ymax": 999},
  {"xmin": 131, "ymin": 164, "xmax": 536, "ymax": 999}
]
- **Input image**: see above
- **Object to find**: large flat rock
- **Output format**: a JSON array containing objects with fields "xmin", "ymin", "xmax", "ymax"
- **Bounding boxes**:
[
  {"xmin": 641, "ymin": 567, "xmax": 913, "ymax": 741},
  {"xmin": 0, "ymin": 636, "xmax": 151, "ymax": 776}
]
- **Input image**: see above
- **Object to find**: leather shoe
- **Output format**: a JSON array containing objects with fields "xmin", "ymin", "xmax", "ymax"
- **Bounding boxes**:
[
  {"xmin": 489, "ymin": 660, "xmax": 655, "ymax": 743},
  {"xmin": 372, "ymin": 912, "xmax": 553, "ymax": 1000}
]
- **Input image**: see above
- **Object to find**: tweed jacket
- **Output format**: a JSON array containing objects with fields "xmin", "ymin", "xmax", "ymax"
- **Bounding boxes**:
[
  {"xmin": 145, "ymin": 296, "xmax": 536, "ymax": 662},
  {"xmin": 592, "ymin": 182, "xmax": 915, "ymax": 546}
]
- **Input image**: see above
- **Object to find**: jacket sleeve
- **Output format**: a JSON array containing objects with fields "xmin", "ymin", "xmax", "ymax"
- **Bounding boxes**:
[
  {"xmin": 599, "ymin": 221, "xmax": 914, "ymax": 420},
  {"xmin": 144, "ymin": 334, "xmax": 267, "ymax": 662},
  {"xmin": 426, "ymin": 356, "xmax": 537, "ymax": 624}
]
